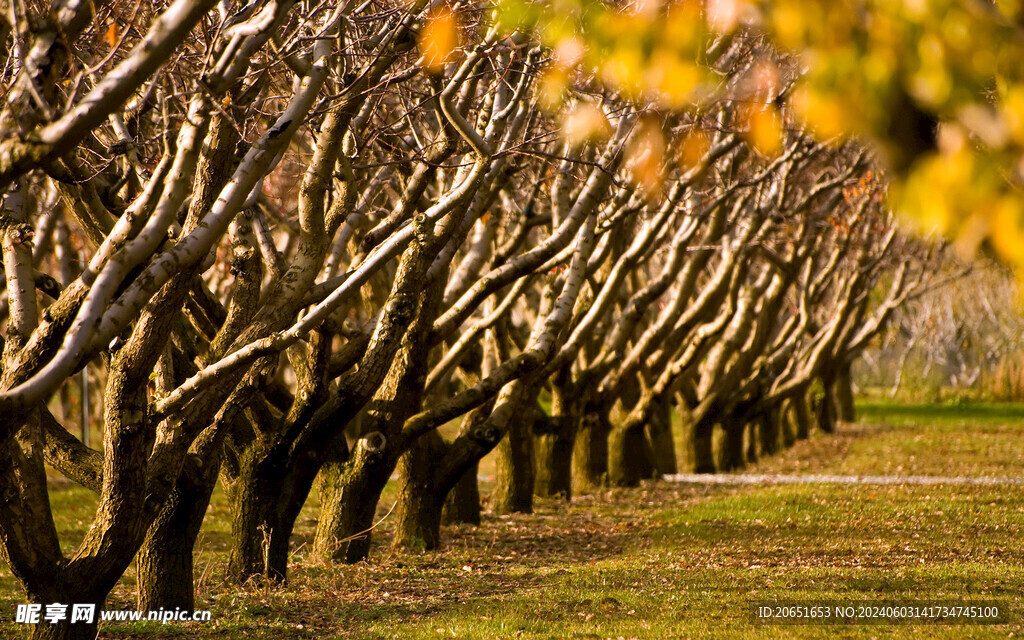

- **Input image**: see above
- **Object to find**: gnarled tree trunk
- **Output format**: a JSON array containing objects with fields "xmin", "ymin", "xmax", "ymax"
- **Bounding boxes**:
[
  {"xmin": 312, "ymin": 432, "xmax": 393, "ymax": 563},
  {"xmin": 392, "ymin": 430, "xmax": 448, "ymax": 551}
]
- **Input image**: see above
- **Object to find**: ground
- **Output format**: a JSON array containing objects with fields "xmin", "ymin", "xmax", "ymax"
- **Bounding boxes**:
[{"xmin": 1, "ymin": 401, "xmax": 1022, "ymax": 639}]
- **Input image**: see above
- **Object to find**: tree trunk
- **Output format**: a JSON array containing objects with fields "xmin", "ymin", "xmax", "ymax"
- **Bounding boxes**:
[
  {"xmin": 314, "ymin": 232, "xmax": 446, "ymax": 559},
  {"xmin": 571, "ymin": 408, "xmax": 608, "ymax": 493},
  {"xmin": 759, "ymin": 410, "xmax": 780, "ymax": 456},
  {"xmin": 491, "ymin": 400, "xmax": 536, "ymax": 514},
  {"xmin": 136, "ymin": 433, "xmax": 221, "ymax": 612},
  {"xmin": 393, "ymin": 409, "xmax": 501, "ymax": 548},
  {"xmin": 532, "ymin": 407, "xmax": 574, "ymax": 499},
  {"xmin": 793, "ymin": 392, "xmax": 811, "ymax": 440},
  {"xmin": 29, "ymin": 598, "xmax": 103, "ymax": 640},
  {"xmin": 533, "ymin": 432, "xmax": 572, "ymax": 498},
  {"xmin": 136, "ymin": 483, "xmax": 211, "ymax": 612},
  {"xmin": 645, "ymin": 398, "xmax": 677, "ymax": 475},
  {"xmin": 225, "ymin": 433, "xmax": 313, "ymax": 584},
  {"xmin": 607, "ymin": 423, "xmax": 654, "ymax": 487},
  {"xmin": 492, "ymin": 433, "xmax": 534, "ymax": 514},
  {"xmin": 535, "ymin": 373, "xmax": 579, "ymax": 498},
  {"xmin": 225, "ymin": 449, "xmax": 282, "ymax": 583},
  {"xmin": 719, "ymin": 421, "xmax": 746, "ymax": 471},
  {"xmin": 692, "ymin": 418, "xmax": 716, "ymax": 474},
  {"xmin": 312, "ymin": 432, "xmax": 392, "ymax": 564},
  {"xmin": 392, "ymin": 430, "xmax": 447, "ymax": 551},
  {"xmin": 606, "ymin": 383, "xmax": 656, "ymax": 487},
  {"xmin": 442, "ymin": 463, "xmax": 481, "ymax": 526},
  {"xmin": 745, "ymin": 421, "xmax": 759, "ymax": 464},
  {"xmin": 835, "ymin": 362, "xmax": 856, "ymax": 422},
  {"xmin": 780, "ymin": 399, "xmax": 796, "ymax": 448},
  {"xmin": 816, "ymin": 380, "xmax": 837, "ymax": 434}
]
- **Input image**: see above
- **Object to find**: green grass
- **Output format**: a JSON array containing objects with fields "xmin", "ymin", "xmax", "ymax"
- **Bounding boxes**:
[{"xmin": 2, "ymin": 402, "xmax": 1023, "ymax": 638}]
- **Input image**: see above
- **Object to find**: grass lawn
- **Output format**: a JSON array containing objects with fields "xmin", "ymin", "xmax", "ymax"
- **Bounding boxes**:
[{"xmin": 1, "ymin": 401, "xmax": 1022, "ymax": 639}]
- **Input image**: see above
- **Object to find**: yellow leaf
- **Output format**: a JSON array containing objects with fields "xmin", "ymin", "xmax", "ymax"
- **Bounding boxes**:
[
  {"xmin": 706, "ymin": 0, "xmax": 743, "ymax": 34},
  {"xmin": 769, "ymin": 0, "xmax": 806, "ymax": 49},
  {"xmin": 1002, "ymin": 87, "xmax": 1024, "ymax": 146},
  {"xmin": 419, "ymin": 8, "xmax": 458, "ymax": 73},
  {"xmin": 676, "ymin": 129, "xmax": 710, "ymax": 169},
  {"xmin": 105, "ymin": 23, "xmax": 119, "ymax": 49},
  {"xmin": 601, "ymin": 46, "xmax": 645, "ymax": 99},
  {"xmin": 646, "ymin": 49, "xmax": 703, "ymax": 109},
  {"xmin": 553, "ymin": 36, "xmax": 585, "ymax": 69},
  {"xmin": 539, "ymin": 68, "xmax": 569, "ymax": 111},
  {"xmin": 793, "ymin": 87, "xmax": 848, "ymax": 141},
  {"xmin": 626, "ymin": 120, "xmax": 667, "ymax": 194},
  {"xmin": 562, "ymin": 103, "xmax": 611, "ymax": 148},
  {"xmin": 989, "ymin": 197, "xmax": 1024, "ymax": 269},
  {"xmin": 744, "ymin": 104, "xmax": 782, "ymax": 157}
]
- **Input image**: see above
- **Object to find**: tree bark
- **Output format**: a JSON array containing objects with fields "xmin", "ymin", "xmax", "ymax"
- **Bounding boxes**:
[
  {"xmin": 315, "ymin": 218, "xmax": 450, "ymax": 563},
  {"xmin": 692, "ymin": 417, "xmax": 716, "ymax": 474},
  {"xmin": 571, "ymin": 407, "xmax": 609, "ymax": 492},
  {"xmin": 780, "ymin": 399, "xmax": 797, "ymax": 447},
  {"xmin": 226, "ymin": 444, "xmax": 291, "ymax": 583},
  {"xmin": 533, "ymin": 430, "xmax": 572, "ymax": 498},
  {"xmin": 392, "ymin": 429, "xmax": 447, "ymax": 551},
  {"xmin": 442, "ymin": 463, "xmax": 481, "ymax": 526},
  {"xmin": 746, "ymin": 421, "xmax": 759, "ymax": 464},
  {"xmin": 816, "ymin": 380, "xmax": 837, "ymax": 434},
  {"xmin": 645, "ymin": 398, "xmax": 677, "ymax": 475},
  {"xmin": 835, "ymin": 362, "xmax": 856, "ymax": 422},
  {"xmin": 759, "ymin": 410, "xmax": 780, "ymax": 456},
  {"xmin": 719, "ymin": 421, "xmax": 746, "ymax": 471},
  {"xmin": 491, "ymin": 401, "xmax": 536, "ymax": 514},
  {"xmin": 535, "ymin": 372, "xmax": 578, "ymax": 498},
  {"xmin": 136, "ymin": 426, "xmax": 222, "ymax": 612},
  {"xmin": 28, "ymin": 596, "xmax": 103, "ymax": 640},
  {"xmin": 607, "ymin": 422, "xmax": 655, "ymax": 487},
  {"xmin": 312, "ymin": 432, "xmax": 393, "ymax": 563},
  {"xmin": 136, "ymin": 470, "xmax": 213, "ymax": 611},
  {"xmin": 793, "ymin": 392, "xmax": 811, "ymax": 440}
]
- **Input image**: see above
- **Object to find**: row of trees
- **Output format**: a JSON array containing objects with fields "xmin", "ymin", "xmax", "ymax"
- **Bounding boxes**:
[{"xmin": 0, "ymin": 2, "xmax": 930, "ymax": 639}]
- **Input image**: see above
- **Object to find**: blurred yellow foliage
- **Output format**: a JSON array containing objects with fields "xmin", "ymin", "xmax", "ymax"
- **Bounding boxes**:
[
  {"xmin": 792, "ymin": 87, "xmax": 848, "ymax": 141},
  {"xmin": 744, "ymin": 104, "xmax": 783, "ymax": 157},
  {"xmin": 706, "ymin": 0, "xmax": 744, "ymax": 33},
  {"xmin": 646, "ymin": 49, "xmax": 703, "ymax": 109},
  {"xmin": 539, "ymin": 68, "xmax": 569, "ymax": 110},
  {"xmin": 626, "ymin": 120, "xmax": 668, "ymax": 194},
  {"xmin": 562, "ymin": 103, "xmax": 612, "ymax": 147},
  {"xmin": 492, "ymin": 0, "xmax": 1024, "ymax": 275},
  {"xmin": 419, "ymin": 7, "xmax": 459, "ymax": 73},
  {"xmin": 677, "ymin": 129, "xmax": 711, "ymax": 169}
]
